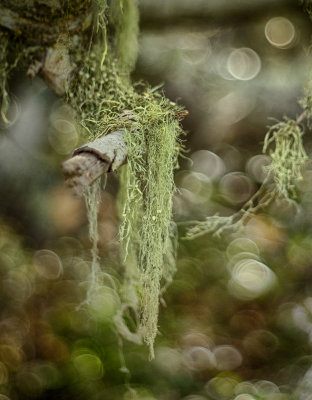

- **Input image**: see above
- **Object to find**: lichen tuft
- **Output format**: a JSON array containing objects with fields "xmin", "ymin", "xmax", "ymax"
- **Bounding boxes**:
[{"xmin": 263, "ymin": 119, "xmax": 307, "ymax": 198}]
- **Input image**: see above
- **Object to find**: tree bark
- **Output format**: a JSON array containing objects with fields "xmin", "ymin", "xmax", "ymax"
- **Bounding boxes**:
[
  {"xmin": 0, "ymin": 1, "xmax": 92, "ymax": 44},
  {"xmin": 62, "ymin": 130, "xmax": 127, "ymax": 194}
]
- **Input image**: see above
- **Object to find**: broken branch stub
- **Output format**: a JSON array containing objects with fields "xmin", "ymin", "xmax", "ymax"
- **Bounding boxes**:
[{"xmin": 62, "ymin": 130, "xmax": 127, "ymax": 195}]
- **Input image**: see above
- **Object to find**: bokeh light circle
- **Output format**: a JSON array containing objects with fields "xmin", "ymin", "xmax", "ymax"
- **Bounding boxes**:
[
  {"xmin": 234, "ymin": 395, "xmax": 256, "ymax": 400},
  {"xmin": 229, "ymin": 259, "xmax": 277, "ymax": 300},
  {"xmin": 265, "ymin": 17, "xmax": 295, "ymax": 48},
  {"xmin": 213, "ymin": 345, "xmax": 243, "ymax": 370},
  {"xmin": 191, "ymin": 150, "xmax": 225, "ymax": 179},
  {"xmin": 34, "ymin": 250, "xmax": 63, "ymax": 280},
  {"xmin": 227, "ymin": 48, "xmax": 261, "ymax": 80},
  {"xmin": 183, "ymin": 346, "xmax": 216, "ymax": 371},
  {"xmin": 226, "ymin": 238, "xmax": 260, "ymax": 259},
  {"xmin": 246, "ymin": 155, "xmax": 271, "ymax": 183},
  {"xmin": 220, "ymin": 172, "xmax": 255, "ymax": 204},
  {"xmin": 72, "ymin": 353, "xmax": 104, "ymax": 380}
]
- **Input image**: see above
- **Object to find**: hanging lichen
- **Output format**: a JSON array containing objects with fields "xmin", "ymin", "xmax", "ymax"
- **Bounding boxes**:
[
  {"xmin": 83, "ymin": 177, "xmax": 103, "ymax": 295},
  {"xmin": 65, "ymin": 0, "xmax": 185, "ymax": 358},
  {"xmin": 118, "ymin": 104, "xmax": 183, "ymax": 358},
  {"xmin": 263, "ymin": 118, "xmax": 307, "ymax": 198}
]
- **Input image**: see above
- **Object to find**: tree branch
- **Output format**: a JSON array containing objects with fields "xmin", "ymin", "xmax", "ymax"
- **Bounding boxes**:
[{"xmin": 62, "ymin": 130, "xmax": 127, "ymax": 195}]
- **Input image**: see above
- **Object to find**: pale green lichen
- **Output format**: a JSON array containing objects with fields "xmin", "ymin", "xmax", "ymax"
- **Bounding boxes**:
[
  {"xmin": 118, "ymin": 104, "xmax": 183, "ymax": 357},
  {"xmin": 263, "ymin": 119, "xmax": 307, "ymax": 198},
  {"xmin": 185, "ymin": 215, "xmax": 238, "ymax": 240},
  {"xmin": 184, "ymin": 183, "xmax": 276, "ymax": 240},
  {"xmin": 66, "ymin": 0, "xmax": 184, "ymax": 358},
  {"xmin": 83, "ymin": 177, "xmax": 102, "ymax": 294}
]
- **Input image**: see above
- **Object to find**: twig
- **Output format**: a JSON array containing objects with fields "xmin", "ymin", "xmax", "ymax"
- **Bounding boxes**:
[
  {"xmin": 62, "ymin": 130, "xmax": 127, "ymax": 195},
  {"xmin": 296, "ymin": 109, "xmax": 308, "ymax": 125}
]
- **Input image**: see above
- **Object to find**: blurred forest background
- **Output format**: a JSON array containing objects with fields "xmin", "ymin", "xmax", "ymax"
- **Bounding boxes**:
[{"xmin": 1, "ymin": 0, "xmax": 312, "ymax": 399}]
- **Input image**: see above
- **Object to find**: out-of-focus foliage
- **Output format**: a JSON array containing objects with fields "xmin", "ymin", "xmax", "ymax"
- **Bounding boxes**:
[{"xmin": 1, "ymin": 0, "xmax": 312, "ymax": 399}]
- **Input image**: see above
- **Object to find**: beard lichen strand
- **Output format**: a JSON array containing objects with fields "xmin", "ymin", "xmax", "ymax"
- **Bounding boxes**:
[
  {"xmin": 118, "ymin": 109, "xmax": 182, "ymax": 357},
  {"xmin": 83, "ymin": 177, "xmax": 103, "ymax": 297},
  {"xmin": 139, "ymin": 116, "xmax": 180, "ymax": 356}
]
